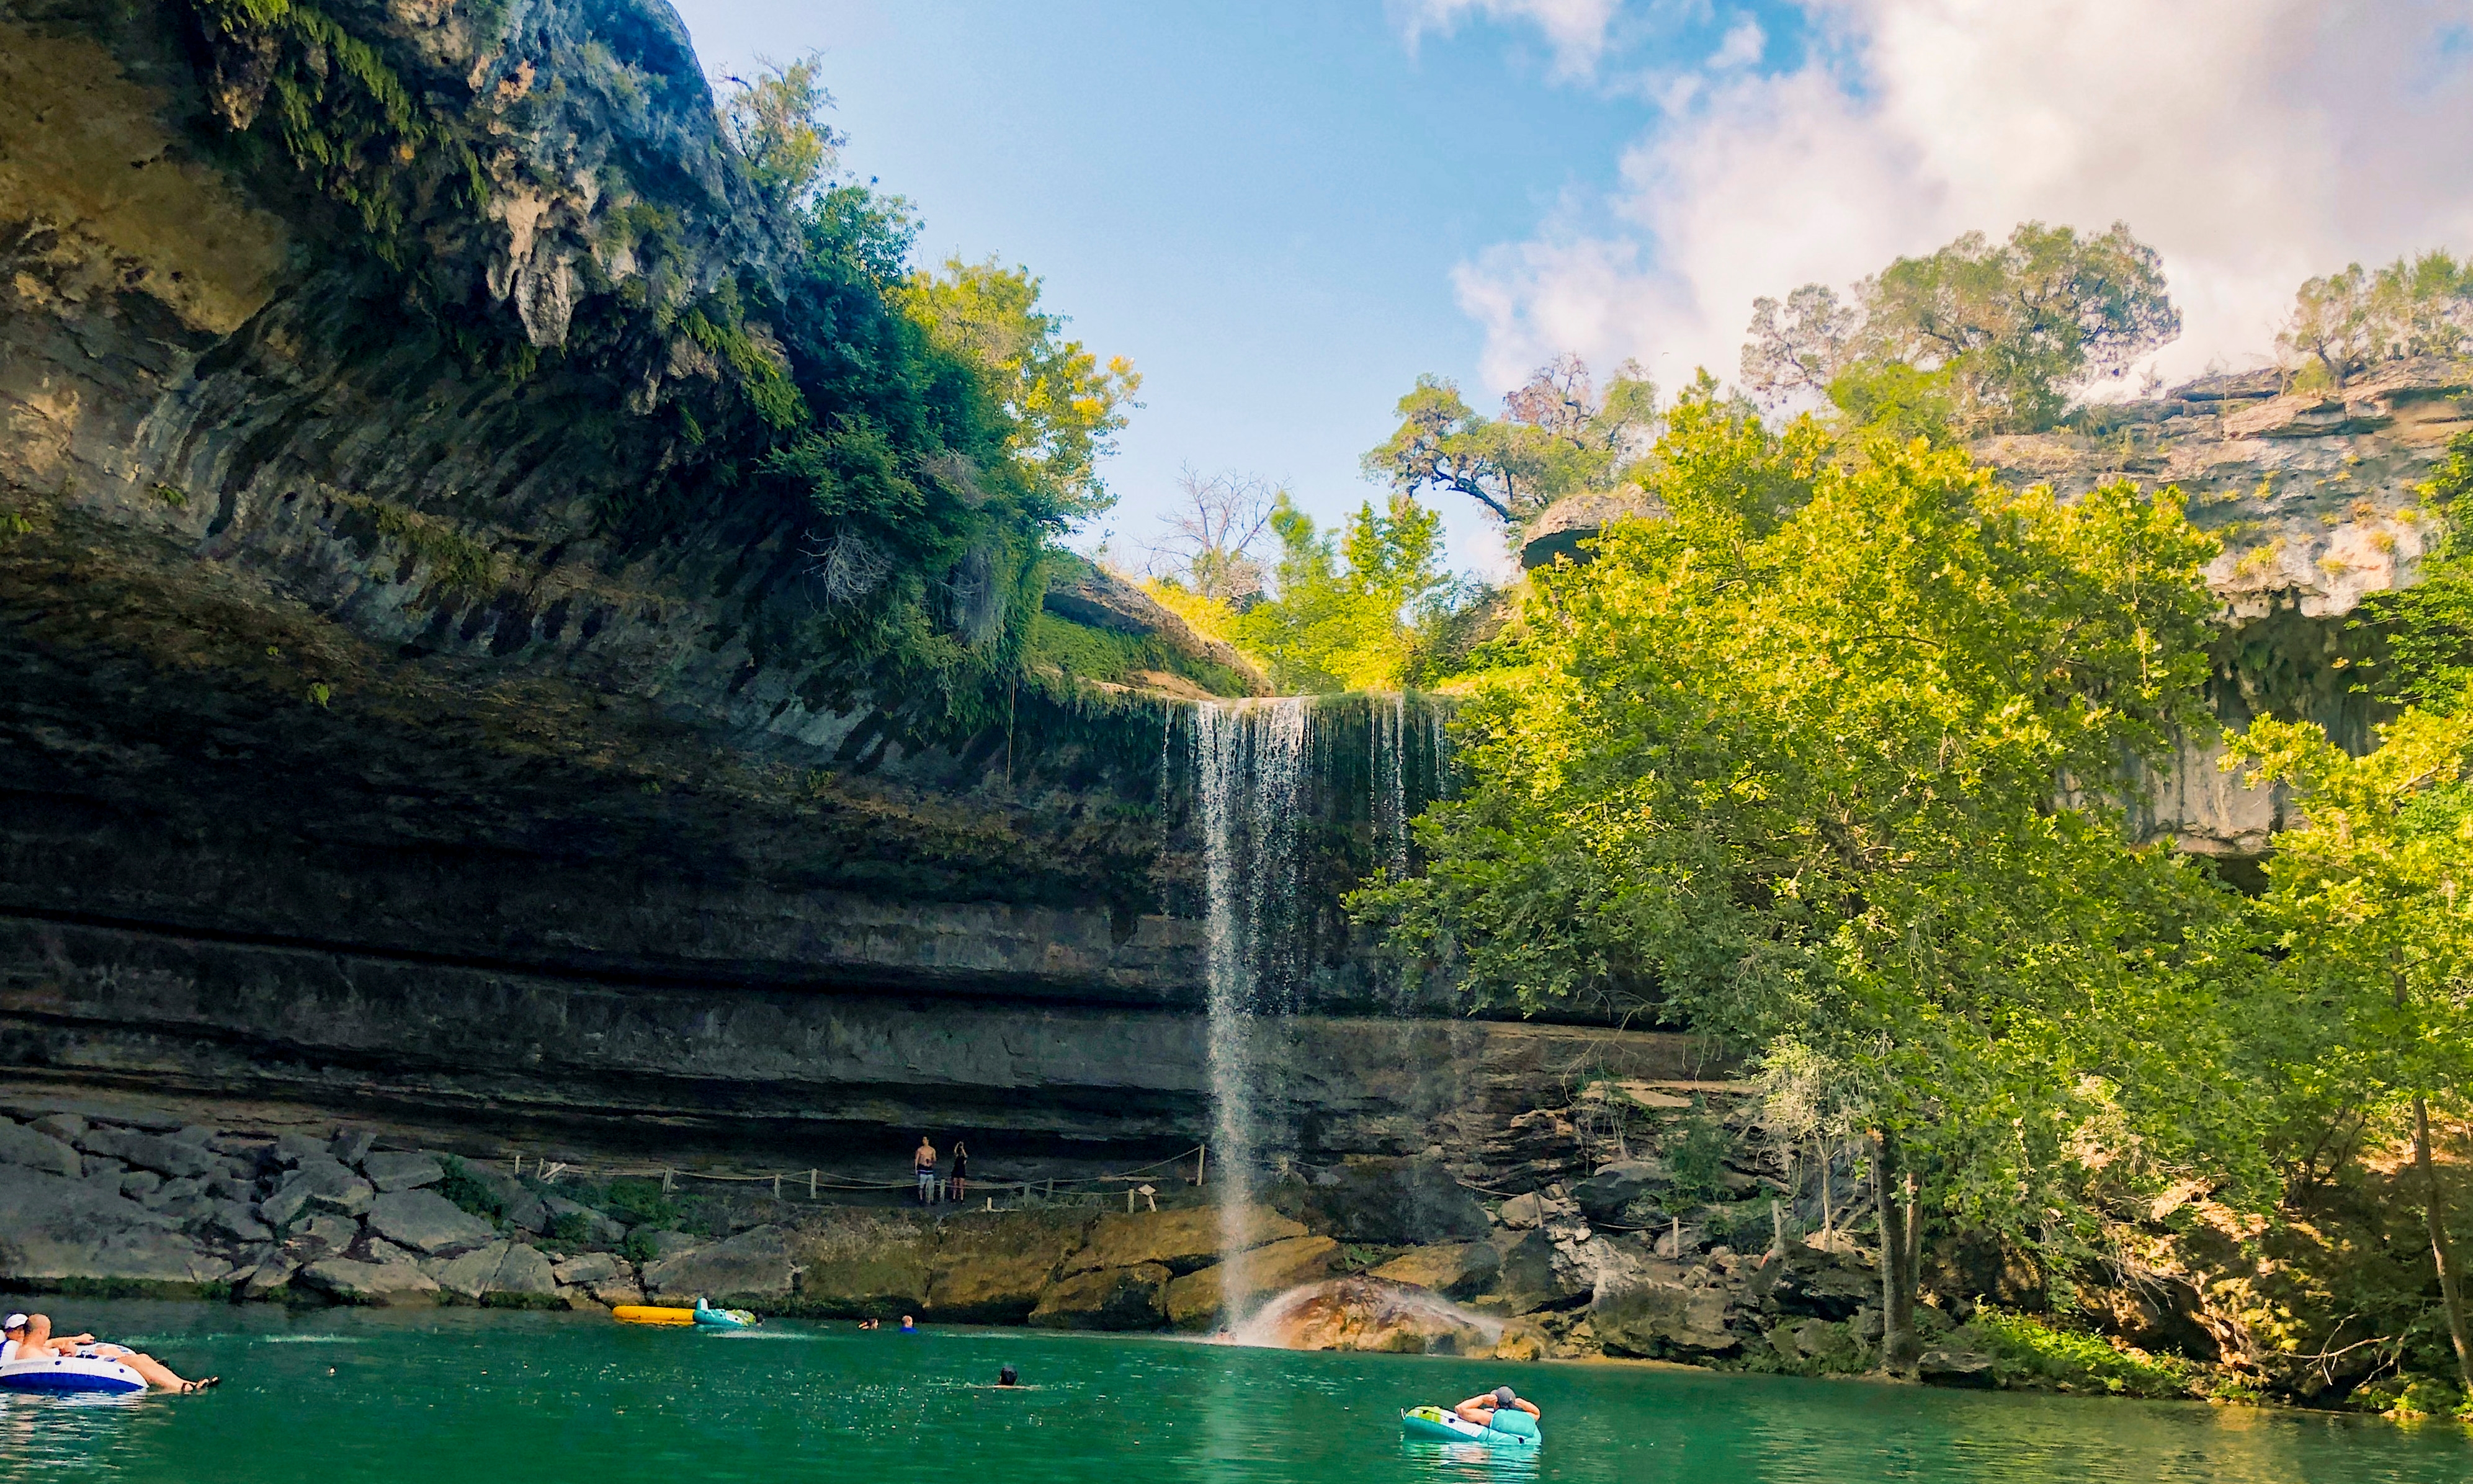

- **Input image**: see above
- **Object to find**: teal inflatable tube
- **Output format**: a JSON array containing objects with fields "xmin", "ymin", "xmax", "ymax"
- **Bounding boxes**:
[
  {"xmin": 1400, "ymin": 1405, "xmax": 1542, "ymax": 1447},
  {"xmin": 691, "ymin": 1298, "xmax": 756, "ymax": 1328}
]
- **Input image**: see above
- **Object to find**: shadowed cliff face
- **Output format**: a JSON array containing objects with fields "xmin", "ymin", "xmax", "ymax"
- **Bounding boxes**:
[{"xmin": 0, "ymin": 0, "xmax": 1250, "ymax": 1153}]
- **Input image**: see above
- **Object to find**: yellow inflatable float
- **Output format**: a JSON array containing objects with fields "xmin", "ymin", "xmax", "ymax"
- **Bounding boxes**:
[{"xmin": 610, "ymin": 1305, "xmax": 697, "ymax": 1326}]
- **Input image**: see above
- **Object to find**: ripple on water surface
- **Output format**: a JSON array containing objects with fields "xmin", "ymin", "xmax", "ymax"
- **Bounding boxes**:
[{"xmin": 0, "ymin": 1301, "xmax": 2467, "ymax": 1484}]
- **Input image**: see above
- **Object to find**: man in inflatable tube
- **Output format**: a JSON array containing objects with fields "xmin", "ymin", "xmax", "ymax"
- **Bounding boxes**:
[
  {"xmin": 1453, "ymin": 1386, "xmax": 1542, "ymax": 1430},
  {"xmin": 3, "ymin": 1312, "xmax": 218, "ymax": 1392}
]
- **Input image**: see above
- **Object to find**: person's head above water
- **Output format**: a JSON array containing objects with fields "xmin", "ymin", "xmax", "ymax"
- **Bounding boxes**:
[
  {"xmin": 998, "ymin": 1364, "xmax": 1017, "ymax": 1387},
  {"xmin": 900, "ymin": 1315, "xmax": 916, "ymax": 1331},
  {"xmin": 1493, "ymin": 1387, "xmax": 1517, "ymax": 1407}
]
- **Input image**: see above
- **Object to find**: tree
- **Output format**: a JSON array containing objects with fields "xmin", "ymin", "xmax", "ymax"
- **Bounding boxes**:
[
  {"xmin": 1743, "ymin": 221, "xmax": 2181, "ymax": 431},
  {"xmin": 1145, "ymin": 468, "xmax": 1275, "ymax": 605},
  {"xmin": 901, "ymin": 257, "xmax": 1142, "ymax": 524},
  {"xmin": 1363, "ymin": 355, "xmax": 1657, "ymax": 530},
  {"xmin": 1356, "ymin": 403, "xmax": 2224, "ymax": 1367},
  {"xmin": 1230, "ymin": 492, "xmax": 1458, "ymax": 692},
  {"xmin": 2280, "ymin": 251, "xmax": 2473, "ymax": 388},
  {"xmin": 2231, "ymin": 708, "xmax": 2473, "ymax": 1392},
  {"xmin": 718, "ymin": 56, "xmax": 842, "ymax": 212}
]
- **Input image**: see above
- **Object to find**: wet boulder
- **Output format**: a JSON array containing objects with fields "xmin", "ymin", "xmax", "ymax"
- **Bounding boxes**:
[
  {"xmin": 1301, "ymin": 1157, "xmax": 1490, "ymax": 1245},
  {"xmin": 1063, "ymin": 1205, "xmax": 1300, "ymax": 1276},
  {"xmin": 1028, "ymin": 1263, "xmax": 1171, "ymax": 1330},
  {"xmin": 1236, "ymin": 1276, "xmax": 1500, "ymax": 1356},
  {"xmin": 1917, "ymin": 1346, "xmax": 1998, "ymax": 1388},
  {"xmin": 791, "ymin": 1211, "xmax": 932, "ymax": 1317},
  {"xmin": 926, "ymin": 1209, "xmax": 1095, "ymax": 1323},
  {"xmin": 1163, "ymin": 1235, "xmax": 1341, "ymax": 1329}
]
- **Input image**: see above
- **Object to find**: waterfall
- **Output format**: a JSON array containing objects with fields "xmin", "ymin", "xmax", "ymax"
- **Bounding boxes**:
[{"xmin": 1191, "ymin": 692, "xmax": 1451, "ymax": 1324}]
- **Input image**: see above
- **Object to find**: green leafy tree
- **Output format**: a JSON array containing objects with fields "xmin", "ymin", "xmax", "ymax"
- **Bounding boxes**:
[
  {"xmin": 901, "ymin": 257, "xmax": 1142, "ymax": 524},
  {"xmin": 718, "ymin": 56, "xmax": 841, "ymax": 211},
  {"xmin": 1364, "ymin": 354, "xmax": 1657, "ymax": 530},
  {"xmin": 1357, "ymin": 403, "xmax": 2224, "ymax": 1367},
  {"xmin": 1232, "ymin": 493, "xmax": 1457, "ymax": 692},
  {"xmin": 2230, "ymin": 707, "xmax": 2473, "ymax": 1392},
  {"xmin": 2357, "ymin": 431, "xmax": 2473, "ymax": 713},
  {"xmin": 1743, "ymin": 221, "xmax": 2181, "ymax": 431},
  {"xmin": 2280, "ymin": 251, "xmax": 2473, "ymax": 387}
]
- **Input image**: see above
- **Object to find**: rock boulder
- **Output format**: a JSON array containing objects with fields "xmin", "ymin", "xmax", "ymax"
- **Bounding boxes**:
[
  {"xmin": 1163, "ymin": 1235, "xmax": 1341, "ymax": 1329},
  {"xmin": 81, "ymin": 1129, "xmax": 219, "ymax": 1181},
  {"xmin": 926, "ymin": 1210, "xmax": 1094, "ymax": 1323},
  {"xmin": 1028, "ymin": 1263, "xmax": 1171, "ymax": 1330},
  {"xmin": 0, "ymin": 1122, "xmax": 82, "ymax": 1179},
  {"xmin": 1301, "ymin": 1158, "xmax": 1489, "ymax": 1245},
  {"xmin": 643, "ymin": 1225, "xmax": 797, "ymax": 1303},
  {"xmin": 1591, "ymin": 1274, "xmax": 1739, "ymax": 1358},
  {"xmin": 1369, "ymin": 1241, "xmax": 1501, "ymax": 1300},
  {"xmin": 360, "ymin": 1152, "xmax": 445, "ymax": 1193},
  {"xmin": 298, "ymin": 1257, "xmax": 440, "ymax": 1305},
  {"xmin": 0, "ymin": 1164, "xmax": 225, "ymax": 1292},
  {"xmin": 365, "ymin": 1189, "xmax": 496, "ymax": 1254},
  {"xmin": 1063, "ymin": 1205, "xmax": 1301, "ymax": 1276}
]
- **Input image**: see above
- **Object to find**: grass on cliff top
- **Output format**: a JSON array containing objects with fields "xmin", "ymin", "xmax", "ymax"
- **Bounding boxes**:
[{"xmin": 1021, "ymin": 610, "xmax": 1252, "ymax": 699}]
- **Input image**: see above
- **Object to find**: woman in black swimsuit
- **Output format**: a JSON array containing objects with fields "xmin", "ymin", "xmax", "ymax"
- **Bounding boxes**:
[{"xmin": 950, "ymin": 1141, "xmax": 969, "ymax": 1202}]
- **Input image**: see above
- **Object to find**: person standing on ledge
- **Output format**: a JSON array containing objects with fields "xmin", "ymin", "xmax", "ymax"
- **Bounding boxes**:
[
  {"xmin": 914, "ymin": 1137, "xmax": 938, "ymax": 1205},
  {"xmin": 950, "ymin": 1140, "xmax": 970, "ymax": 1204}
]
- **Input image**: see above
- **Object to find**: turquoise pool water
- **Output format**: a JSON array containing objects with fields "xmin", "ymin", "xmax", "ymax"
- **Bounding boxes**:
[{"xmin": 1, "ymin": 1301, "xmax": 2467, "ymax": 1482}]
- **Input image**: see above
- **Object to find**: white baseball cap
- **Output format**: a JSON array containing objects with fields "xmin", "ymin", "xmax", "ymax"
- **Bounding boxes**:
[{"xmin": 2, "ymin": 1313, "xmax": 27, "ymax": 1330}]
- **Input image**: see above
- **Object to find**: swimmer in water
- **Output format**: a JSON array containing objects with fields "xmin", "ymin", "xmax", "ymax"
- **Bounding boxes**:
[
  {"xmin": 998, "ymin": 1364, "xmax": 1018, "ymax": 1387},
  {"xmin": 900, "ymin": 1315, "xmax": 916, "ymax": 1333}
]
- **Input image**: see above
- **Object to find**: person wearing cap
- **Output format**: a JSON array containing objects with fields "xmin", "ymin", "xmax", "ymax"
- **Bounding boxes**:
[
  {"xmin": 2, "ymin": 1312, "xmax": 217, "ymax": 1392},
  {"xmin": 1453, "ymin": 1385, "xmax": 1541, "ymax": 1428}
]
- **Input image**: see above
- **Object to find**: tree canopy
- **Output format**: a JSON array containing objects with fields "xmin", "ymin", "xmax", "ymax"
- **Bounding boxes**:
[
  {"xmin": 1743, "ymin": 221, "xmax": 2181, "ymax": 432},
  {"xmin": 1362, "ymin": 355, "xmax": 1657, "ymax": 530},
  {"xmin": 2280, "ymin": 250, "xmax": 2473, "ymax": 388},
  {"xmin": 1357, "ymin": 395, "xmax": 2226, "ymax": 1361}
]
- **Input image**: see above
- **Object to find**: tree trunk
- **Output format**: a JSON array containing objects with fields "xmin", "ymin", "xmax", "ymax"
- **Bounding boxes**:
[
  {"xmin": 1874, "ymin": 1130, "xmax": 1922, "ymax": 1370},
  {"xmin": 2413, "ymin": 1094, "xmax": 2473, "ymax": 1390}
]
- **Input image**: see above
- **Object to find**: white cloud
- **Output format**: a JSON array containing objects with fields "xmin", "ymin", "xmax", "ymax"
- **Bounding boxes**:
[
  {"xmin": 1453, "ymin": 0, "xmax": 2473, "ymax": 397},
  {"xmin": 1395, "ymin": 0, "xmax": 1627, "ymax": 78},
  {"xmin": 1710, "ymin": 15, "xmax": 1764, "ymax": 69}
]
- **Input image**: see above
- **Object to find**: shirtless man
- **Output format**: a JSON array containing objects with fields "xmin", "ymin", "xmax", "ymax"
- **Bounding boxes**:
[
  {"xmin": 3, "ymin": 1312, "xmax": 218, "ymax": 1393},
  {"xmin": 1454, "ymin": 1385, "xmax": 1542, "ymax": 1429}
]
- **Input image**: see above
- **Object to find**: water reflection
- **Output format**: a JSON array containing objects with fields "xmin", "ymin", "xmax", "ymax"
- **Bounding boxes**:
[{"xmin": 1397, "ymin": 1439, "xmax": 1543, "ymax": 1483}]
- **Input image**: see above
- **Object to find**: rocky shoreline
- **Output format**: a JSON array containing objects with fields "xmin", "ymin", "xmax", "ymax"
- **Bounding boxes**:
[{"xmin": 0, "ymin": 1100, "xmax": 1987, "ymax": 1387}]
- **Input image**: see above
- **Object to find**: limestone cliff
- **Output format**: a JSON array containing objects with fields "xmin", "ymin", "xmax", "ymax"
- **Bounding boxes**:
[{"xmin": 0, "ymin": 0, "xmax": 1259, "ymax": 1156}]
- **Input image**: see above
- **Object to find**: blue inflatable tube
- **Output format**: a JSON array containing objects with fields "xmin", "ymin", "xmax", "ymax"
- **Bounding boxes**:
[
  {"xmin": 1400, "ymin": 1405, "xmax": 1542, "ymax": 1447},
  {"xmin": 0, "ymin": 1356, "xmax": 147, "ymax": 1395}
]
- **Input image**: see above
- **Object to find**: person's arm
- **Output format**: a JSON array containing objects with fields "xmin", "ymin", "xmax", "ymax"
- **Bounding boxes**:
[
  {"xmin": 1452, "ymin": 1395, "xmax": 1491, "ymax": 1424},
  {"xmin": 1511, "ymin": 1399, "xmax": 1541, "ymax": 1419}
]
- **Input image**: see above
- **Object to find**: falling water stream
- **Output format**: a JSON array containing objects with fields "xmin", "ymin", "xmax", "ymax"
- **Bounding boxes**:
[{"xmin": 1191, "ymin": 694, "xmax": 1450, "ymax": 1325}]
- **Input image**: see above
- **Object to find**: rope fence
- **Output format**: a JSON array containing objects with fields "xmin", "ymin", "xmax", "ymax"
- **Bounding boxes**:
[{"xmin": 500, "ymin": 1145, "xmax": 1213, "ymax": 1212}]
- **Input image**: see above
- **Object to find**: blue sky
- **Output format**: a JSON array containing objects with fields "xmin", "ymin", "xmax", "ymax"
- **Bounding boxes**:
[
  {"xmin": 668, "ymin": 1, "xmax": 1800, "ymax": 576},
  {"xmin": 668, "ymin": 1, "xmax": 2473, "ymax": 579}
]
